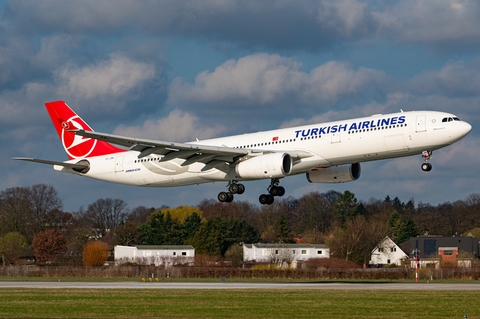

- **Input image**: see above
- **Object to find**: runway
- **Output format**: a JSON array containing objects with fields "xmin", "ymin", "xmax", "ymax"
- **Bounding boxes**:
[{"xmin": 1, "ymin": 281, "xmax": 480, "ymax": 290}]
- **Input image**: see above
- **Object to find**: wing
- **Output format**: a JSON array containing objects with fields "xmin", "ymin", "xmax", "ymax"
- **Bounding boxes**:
[
  {"xmin": 73, "ymin": 130, "xmax": 248, "ymax": 170},
  {"xmin": 73, "ymin": 130, "xmax": 314, "ymax": 169}
]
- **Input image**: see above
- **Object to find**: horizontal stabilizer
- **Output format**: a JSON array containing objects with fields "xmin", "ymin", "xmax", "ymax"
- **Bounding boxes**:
[{"xmin": 11, "ymin": 157, "xmax": 87, "ymax": 170}]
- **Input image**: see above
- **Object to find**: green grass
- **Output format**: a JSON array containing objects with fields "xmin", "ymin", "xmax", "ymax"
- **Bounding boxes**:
[{"xmin": 0, "ymin": 289, "xmax": 478, "ymax": 318}]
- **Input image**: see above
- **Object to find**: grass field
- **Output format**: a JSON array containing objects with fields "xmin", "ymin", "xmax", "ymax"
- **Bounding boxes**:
[{"xmin": 0, "ymin": 288, "xmax": 478, "ymax": 318}]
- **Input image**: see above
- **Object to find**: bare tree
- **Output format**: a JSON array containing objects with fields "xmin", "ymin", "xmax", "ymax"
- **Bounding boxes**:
[
  {"xmin": 127, "ymin": 206, "xmax": 154, "ymax": 225},
  {"xmin": 27, "ymin": 184, "xmax": 63, "ymax": 239},
  {"xmin": 0, "ymin": 184, "xmax": 63, "ymax": 242},
  {"xmin": 82, "ymin": 198, "xmax": 129, "ymax": 237},
  {"xmin": 326, "ymin": 215, "xmax": 367, "ymax": 263},
  {"xmin": 293, "ymin": 191, "xmax": 335, "ymax": 239},
  {"xmin": 0, "ymin": 187, "xmax": 30, "ymax": 238}
]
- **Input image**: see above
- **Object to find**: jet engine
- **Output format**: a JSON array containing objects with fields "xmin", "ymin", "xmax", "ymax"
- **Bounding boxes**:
[
  {"xmin": 72, "ymin": 159, "xmax": 90, "ymax": 174},
  {"xmin": 306, "ymin": 163, "xmax": 361, "ymax": 183},
  {"xmin": 235, "ymin": 153, "xmax": 292, "ymax": 179}
]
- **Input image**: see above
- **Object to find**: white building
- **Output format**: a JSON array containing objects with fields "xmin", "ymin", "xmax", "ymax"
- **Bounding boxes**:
[
  {"xmin": 243, "ymin": 243, "xmax": 329, "ymax": 268},
  {"xmin": 370, "ymin": 236, "xmax": 408, "ymax": 266},
  {"xmin": 114, "ymin": 245, "xmax": 195, "ymax": 266}
]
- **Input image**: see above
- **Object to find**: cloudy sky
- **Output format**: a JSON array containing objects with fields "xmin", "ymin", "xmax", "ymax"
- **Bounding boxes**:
[{"xmin": 2, "ymin": 0, "xmax": 479, "ymax": 212}]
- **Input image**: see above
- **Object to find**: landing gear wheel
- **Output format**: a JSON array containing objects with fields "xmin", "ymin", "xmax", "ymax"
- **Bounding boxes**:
[
  {"xmin": 226, "ymin": 193, "xmax": 234, "ymax": 203},
  {"xmin": 228, "ymin": 183, "xmax": 239, "ymax": 194},
  {"xmin": 421, "ymin": 163, "xmax": 432, "ymax": 172},
  {"xmin": 218, "ymin": 192, "xmax": 229, "ymax": 202},
  {"xmin": 237, "ymin": 184, "xmax": 245, "ymax": 194},
  {"xmin": 277, "ymin": 186, "xmax": 285, "ymax": 197},
  {"xmin": 259, "ymin": 194, "xmax": 274, "ymax": 205},
  {"xmin": 269, "ymin": 185, "xmax": 285, "ymax": 197}
]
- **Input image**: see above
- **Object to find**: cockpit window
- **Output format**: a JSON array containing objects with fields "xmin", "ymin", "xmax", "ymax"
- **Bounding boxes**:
[{"xmin": 442, "ymin": 117, "xmax": 461, "ymax": 122}]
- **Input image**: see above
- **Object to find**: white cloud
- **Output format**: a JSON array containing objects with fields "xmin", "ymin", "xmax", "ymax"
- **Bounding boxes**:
[
  {"xmin": 56, "ymin": 54, "xmax": 155, "ymax": 100},
  {"xmin": 168, "ymin": 53, "xmax": 386, "ymax": 108},
  {"xmin": 374, "ymin": 0, "xmax": 480, "ymax": 49},
  {"xmin": 113, "ymin": 109, "xmax": 226, "ymax": 142},
  {"xmin": 408, "ymin": 60, "xmax": 480, "ymax": 97}
]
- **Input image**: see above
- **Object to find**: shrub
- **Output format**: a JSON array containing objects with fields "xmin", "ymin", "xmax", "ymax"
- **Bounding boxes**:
[{"xmin": 82, "ymin": 241, "xmax": 109, "ymax": 266}]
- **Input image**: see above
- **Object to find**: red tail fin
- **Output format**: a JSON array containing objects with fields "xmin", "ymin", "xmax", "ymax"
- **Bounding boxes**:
[{"xmin": 45, "ymin": 101, "xmax": 125, "ymax": 160}]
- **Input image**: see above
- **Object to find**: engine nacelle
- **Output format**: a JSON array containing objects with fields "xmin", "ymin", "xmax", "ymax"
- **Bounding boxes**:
[
  {"xmin": 72, "ymin": 159, "xmax": 90, "ymax": 174},
  {"xmin": 235, "ymin": 153, "xmax": 292, "ymax": 179},
  {"xmin": 306, "ymin": 163, "xmax": 361, "ymax": 183}
]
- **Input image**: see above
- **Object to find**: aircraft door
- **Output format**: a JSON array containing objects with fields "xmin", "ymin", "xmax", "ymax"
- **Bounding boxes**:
[
  {"xmin": 416, "ymin": 115, "xmax": 426, "ymax": 133},
  {"xmin": 115, "ymin": 156, "xmax": 124, "ymax": 172},
  {"xmin": 331, "ymin": 132, "xmax": 341, "ymax": 144}
]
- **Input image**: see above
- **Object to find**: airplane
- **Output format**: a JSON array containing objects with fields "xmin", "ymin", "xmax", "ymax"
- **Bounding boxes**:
[{"xmin": 13, "ymin": 101, "xmax": 472, "ymax": 205}]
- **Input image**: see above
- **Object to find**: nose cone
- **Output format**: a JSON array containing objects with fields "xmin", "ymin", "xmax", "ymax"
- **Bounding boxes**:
[
  {"xmin": 452, "ymin": 121, "xmax": 472, "ymax": 143},
  {"xmin": 461, "ymin": 121, "xmax": 472, "ymax": 137}
]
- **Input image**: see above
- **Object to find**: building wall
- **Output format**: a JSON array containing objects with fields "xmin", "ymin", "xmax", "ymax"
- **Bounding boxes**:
[
  {"xmin": 243, "ymin": 244, "xmax": 329, "ymax": 267},
  {"xmin": 370, "ymin": 237, "xmax": 408, "ymax": 266},
  {"xmin": 408, "ymin": 236, "xmax": 479, "ymax": 258},
  {"xmin": 114, "ymin": 245, "xmax": 194, "ymax": 266}
]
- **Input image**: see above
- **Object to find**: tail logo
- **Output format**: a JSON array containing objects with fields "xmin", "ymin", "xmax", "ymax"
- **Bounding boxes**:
[{"xmin": 61, "ymin": 115, "xmax": 97, "ymax": 159}]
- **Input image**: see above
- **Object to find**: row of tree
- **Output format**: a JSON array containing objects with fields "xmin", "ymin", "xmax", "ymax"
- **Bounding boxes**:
[{"xmin": 1, "ymin": 184, "xmax": 479, "ymax": 265}]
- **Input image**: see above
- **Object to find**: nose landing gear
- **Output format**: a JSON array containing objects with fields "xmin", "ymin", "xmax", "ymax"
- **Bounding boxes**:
[{"xmin": 421, "ymin": 151, "xmax": 433, "ymax": 172}]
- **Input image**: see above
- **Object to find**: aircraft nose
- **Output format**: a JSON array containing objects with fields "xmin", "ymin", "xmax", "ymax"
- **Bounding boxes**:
[{"xmin": 462, "ymin": 122, "xmax": 472, "ymax": 136}]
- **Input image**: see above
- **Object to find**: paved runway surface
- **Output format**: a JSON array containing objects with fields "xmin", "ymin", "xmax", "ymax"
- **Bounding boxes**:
[{"xmin": 1, "ymin": 281, "xmax": 480, "ymax": 290}]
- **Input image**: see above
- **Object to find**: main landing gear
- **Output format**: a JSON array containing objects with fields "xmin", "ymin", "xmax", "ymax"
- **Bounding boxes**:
[
  {"xmin": 259, "ymin": 178, "xmax": 285, "ymax": 205},
  {"xmin": 217, "ymin": 179, "xmax": 286, "ymax": 205},
  {"xmin": 218, "ymin": 181, "xmax": 245, "ymax": 203},
  {"xmin": 421, "ymin": 150, "xmax": 433, "ymax": 172}
]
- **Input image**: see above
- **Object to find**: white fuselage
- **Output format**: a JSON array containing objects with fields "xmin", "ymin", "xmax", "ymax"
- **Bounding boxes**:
[{"xmin": 54, "ymin": 111, "xmax": 471, "ymax": 187}]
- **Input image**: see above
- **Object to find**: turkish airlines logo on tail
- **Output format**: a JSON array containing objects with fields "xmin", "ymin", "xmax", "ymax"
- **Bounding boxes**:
[{"xmin": 61, "ymin": 115, "xmax": 97, "ymax": 159}]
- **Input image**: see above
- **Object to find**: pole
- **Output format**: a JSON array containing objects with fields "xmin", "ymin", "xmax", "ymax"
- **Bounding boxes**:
[{"xmin": 413, "ymin": 248, "xmax": 420, "ymax": 282}]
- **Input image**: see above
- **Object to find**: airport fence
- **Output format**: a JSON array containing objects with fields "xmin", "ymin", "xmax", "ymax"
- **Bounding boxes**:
[{"xmin": 1, "ymin": 265, "xmax": 480, "ymax": 280}]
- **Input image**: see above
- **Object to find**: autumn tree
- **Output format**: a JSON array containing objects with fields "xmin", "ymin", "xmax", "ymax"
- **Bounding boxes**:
[
  {"xmin": 158, "ymin": 205, "xmax": 203, "ymax": 223},
  {"xmin": 32, "ymin": 228, "xmax": 67, "ymax": 264},
  {"xmin": 83, "ymin": 241, "xmax": 109, "ymax": 266},
  {"xmin": 0, "ymin": 232, "xmax": 28, "ymax": 265}
]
